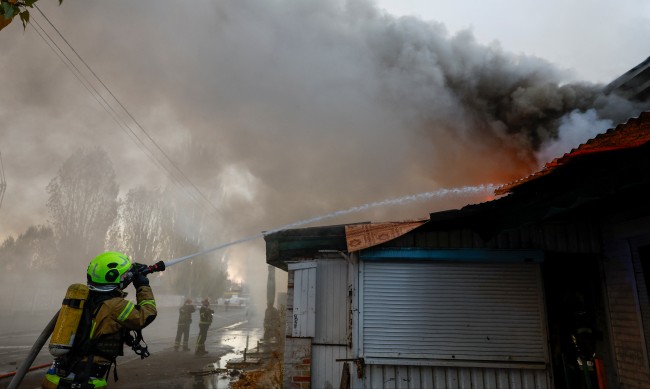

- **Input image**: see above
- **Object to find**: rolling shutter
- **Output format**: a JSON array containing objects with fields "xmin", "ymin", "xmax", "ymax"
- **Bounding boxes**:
[{"xmin": 361, "ymin": 260, "xmax": 547, "ymax": 365}]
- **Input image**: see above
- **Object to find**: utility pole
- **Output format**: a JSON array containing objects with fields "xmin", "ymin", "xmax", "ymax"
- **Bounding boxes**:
[{"xmin": 0, "ymin": 151, "xmax": 6, "ymax": 210}]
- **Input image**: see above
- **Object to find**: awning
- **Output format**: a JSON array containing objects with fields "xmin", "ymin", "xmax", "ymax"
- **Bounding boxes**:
[{"xmin": 345, "ymin": 219, "xmax": 428, "ymax": 252}]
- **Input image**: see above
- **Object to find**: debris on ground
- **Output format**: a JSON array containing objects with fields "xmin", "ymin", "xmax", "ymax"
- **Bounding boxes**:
[{"xmin": 230, "ymin": 352, "xmax": 282, "ymax": 389}]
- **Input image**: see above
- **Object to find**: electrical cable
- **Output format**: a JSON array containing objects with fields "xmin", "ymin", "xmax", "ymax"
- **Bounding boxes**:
[
  {"xmin": 30, "ymin": 17, "xmax": 167, "ymax": 170},
  {"xmin": 25, "ymin": 9, "xmax": 499, "ymax": 275},
  {"xmin": 29, "ymin": 17, "xmax": 209, "ymax": 212},
  {"xmin": 31, "ymin": 6, "xmax": 221, "ymax": 216}
]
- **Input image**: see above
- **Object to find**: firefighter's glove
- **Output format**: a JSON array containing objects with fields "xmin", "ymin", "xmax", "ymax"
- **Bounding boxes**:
[{"xmin": 133, "ymin": 271, "xmax": 149, "ymax": 288}]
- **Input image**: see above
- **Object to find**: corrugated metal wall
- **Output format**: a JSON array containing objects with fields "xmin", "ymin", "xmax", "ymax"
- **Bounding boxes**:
[
  {"xmin": 361, "ymin": 219, "xmax": 650, "ymax": 389},
  {"xmin": 290, "ymin": 262, "xmax": 317, "ymax": 337},
  {"xmin": 311, "ymin": 258, "xmax": 351, "ymax": 388},
  {"xmin": 314, "ymin": 259, "xmax": 349, "ymax": 345},
  {"xmin": 631, "ymin": 238, "xmax": 650, "ymax": 371},
  {"xmin": 312, "ymin": 345, "xmax": 349, "ymax": 389},
  {"xmin": 286, "ymin": 269, "xmax": 294, "ymax": 338},
  {"xmin": 350, "ymin": 222, "xmax": 601, "ymax": 389},
  {"xmin": 361, "ymin": 261, "xmax": 546, "ymax": 362},
  {"xmin": 396, "ymin": 222, "xmax": 602, "ymax": 252},
  {"xmin": 285, "ymin": 221, "xmax": 650, "ymax": 388},
  {"xmin": 364, "ymin": 364, "xmax": 549, "ymax": 389},
  {"xmin": 601, "ymin": 217, "xmax": 650, "ymax": 389}
]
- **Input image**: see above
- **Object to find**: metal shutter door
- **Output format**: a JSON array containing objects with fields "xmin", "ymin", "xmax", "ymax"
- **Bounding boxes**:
[{"xmin": 361, "ymin": 261, "xmax": 546, "ymax": 364}]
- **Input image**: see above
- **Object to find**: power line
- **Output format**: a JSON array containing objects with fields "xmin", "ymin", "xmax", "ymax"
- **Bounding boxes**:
[
  {"xmin": 31, "ymin": 7, "xmax": 219, "ymax": 215},
  {"xmin": 31, "ymin": 5, "xmax": 221, "ymax": 217},
  {"xmin": 29, "ymin": 16, "xmax": 204, "ymax": 209}
]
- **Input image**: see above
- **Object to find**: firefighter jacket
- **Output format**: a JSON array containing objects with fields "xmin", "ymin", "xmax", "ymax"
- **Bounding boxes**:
[
  {"xmin": 178, "ymin": 303, "xmax": 195, "ymax": 325},
  {"xmin": 199, "ymin": 306, "xmax": 214, "ymax": 326},
  {"xmin": 42, "ymin": 286, "xmax": 157, "ymax": 388},
  {"xmin": 89, "ymin": 285, "xmax": 157, "ymax": 363}
]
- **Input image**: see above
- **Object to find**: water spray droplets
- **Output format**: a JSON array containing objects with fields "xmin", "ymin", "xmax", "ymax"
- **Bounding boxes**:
[
  {"xmin": 262, "ymin": 184, "xmax": 498, "ymax": 235},
  {"xmin": 164, "ymin": 184, "xmax": 498, "ymax": 267}
]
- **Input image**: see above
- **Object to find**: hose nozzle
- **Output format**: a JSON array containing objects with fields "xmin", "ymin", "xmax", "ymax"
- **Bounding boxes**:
[{"xmin": 143, "ymin": 261, "xmax": 165, "ymax": 275}]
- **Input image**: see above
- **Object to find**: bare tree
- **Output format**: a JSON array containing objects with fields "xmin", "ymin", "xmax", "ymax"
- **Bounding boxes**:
[
  {"xmin": 109, "ymin": 186, "xmax": 166, "ymax": 264},
  {"xmin": 162, "ymin": 193, "xmax": 204, "ymax": 296},
  {"xmin": 159, "ymin": 189, "xmax": 227, "ymax": 298},
  {"xmin": 46, "ymin": 147, "xmax": 119, "ymax": 268},
  {"xmin": 0, "ymin": 224, "xmax": 55, "ymax": 274}
]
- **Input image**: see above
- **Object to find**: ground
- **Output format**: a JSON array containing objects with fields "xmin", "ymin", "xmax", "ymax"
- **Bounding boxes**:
[
  {"xmin": 8, "ymin": 330, "xmax": 282, "ymax": 389},
  {"xmin": 2, "ymin": 307, "xmax": 283, "ymax": 389}
]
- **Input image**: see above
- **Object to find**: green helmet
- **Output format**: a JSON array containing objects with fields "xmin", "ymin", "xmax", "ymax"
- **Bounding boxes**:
[{"xmin": 87, "ymin": 252, "xmax": 133, "ymax": 291}]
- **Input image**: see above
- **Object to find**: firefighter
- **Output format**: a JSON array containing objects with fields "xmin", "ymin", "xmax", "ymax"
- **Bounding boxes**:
[
  {"xmin": 568, "ymin": 291, "xmax": 598, "ymax": 389},
  {"xmin": 195, "ymin": 298, "xmax": 214, "ymax": 356},
  {"xmin": 42, "ymin": 252, "xmax": 157, "ymax": 389},
  {"xmin": 174, "ymin": 298, "xmax": 195, "ymax": 351}
]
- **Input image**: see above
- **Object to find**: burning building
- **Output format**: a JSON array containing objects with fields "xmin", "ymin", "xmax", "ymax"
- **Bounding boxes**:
[{"xmin": 265, "ymin": 62, "xmax": 650, "ymax": 388}]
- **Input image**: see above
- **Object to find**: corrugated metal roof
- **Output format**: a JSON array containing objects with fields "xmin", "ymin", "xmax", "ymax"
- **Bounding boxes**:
[
  {"xmin": 496, "ymin": 111, "xmax": 650, "ymax": 195},
  {"xmin": 266, "ymin": 110, "xmax": 650, "ymax": 264},
  {"xmin": 604, "ymin": 56, "xmax": 650, "ymax": 100}
]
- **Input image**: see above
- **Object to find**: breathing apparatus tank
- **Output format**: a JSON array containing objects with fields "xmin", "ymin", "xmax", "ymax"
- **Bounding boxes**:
[{"xmin": 48, "ymin": 283, "xmax": 89, "ymax": 356}]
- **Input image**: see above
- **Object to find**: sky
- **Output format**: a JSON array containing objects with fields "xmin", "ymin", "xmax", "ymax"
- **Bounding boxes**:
[
  {"xmin": 0, "ymin": 0, "xmax": 649, "ymax": 303},
  {"xmin": 377, "ymin": 0, "xmax": 650, "ymax": 83}
]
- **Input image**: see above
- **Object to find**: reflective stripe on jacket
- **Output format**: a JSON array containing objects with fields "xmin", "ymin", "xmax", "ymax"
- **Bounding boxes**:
[
  {"xmin": 91, "ymin": 285, "xmax": 156, "ymax": 338},
  {"xmin": 89, "ymin": 286, "xmax": 157, "ymax": 362}
]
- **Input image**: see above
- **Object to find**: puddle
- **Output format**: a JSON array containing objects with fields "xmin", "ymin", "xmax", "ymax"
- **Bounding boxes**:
[{"xmin": 184, "ymin": 328, "xmax": 262, "ymax": 389}]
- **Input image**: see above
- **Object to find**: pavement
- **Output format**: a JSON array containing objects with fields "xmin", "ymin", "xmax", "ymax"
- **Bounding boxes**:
[{"xmin": 1, "ymin": 305, "xmax": 266, "ymax": 389}]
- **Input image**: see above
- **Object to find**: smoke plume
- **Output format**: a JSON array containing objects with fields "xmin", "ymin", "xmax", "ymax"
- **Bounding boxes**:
[{"xmin": 0, "ymin": 0, "xmax": 647, "ymax": 308}]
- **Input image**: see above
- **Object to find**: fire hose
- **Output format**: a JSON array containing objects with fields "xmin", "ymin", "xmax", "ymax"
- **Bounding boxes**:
[
  {"xmin": 5, "ymin": 234, "xmax": 313, "ymax": 387},
  {"xmin": 6, "ymin": 262, "xmax": 165, "ymax": 389},
  {"xmin": 6, "ymin": 311, "xmax": 59, "ymax": 389},
  {"xmin": 6, "ymin": 185, "xmax": 497, "ymax": 387},
  {"xmin": 0, "ymin": 363, "xmax": 52, "ymax": 380}
]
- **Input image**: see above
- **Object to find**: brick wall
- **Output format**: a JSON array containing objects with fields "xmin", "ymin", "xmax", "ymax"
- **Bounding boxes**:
[
  {"xmin": 284, "ymin": 269, "xmax": 313, "ymax": 388},
  {"xmin": 284, "ymin": 335, "xmax": 312, "ymax": 387}
]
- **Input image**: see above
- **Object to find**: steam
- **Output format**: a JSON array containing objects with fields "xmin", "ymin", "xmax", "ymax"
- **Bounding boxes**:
[{"xmin": 0, "ymin": 0, "xmax": 648, "ymax": 317}]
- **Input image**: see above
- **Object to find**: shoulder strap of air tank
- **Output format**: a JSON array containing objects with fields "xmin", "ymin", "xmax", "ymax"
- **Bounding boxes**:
[{"xmin": 73, "ymin": 292, "xmax": 114, "ymax": 355}]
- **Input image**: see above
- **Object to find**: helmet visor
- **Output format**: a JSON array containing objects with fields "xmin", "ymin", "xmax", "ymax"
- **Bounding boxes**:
[{"xmin": 119, "ymin": 265, "xmax": 135, "ymax": 289}]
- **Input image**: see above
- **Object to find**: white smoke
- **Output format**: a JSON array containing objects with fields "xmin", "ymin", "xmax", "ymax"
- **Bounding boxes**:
[
  {"xmin": 537, "ymin": 109, "xmax": 614, "ymax": 164},
  {"xmin": 0, "ymin": 0, "xmax": 648, "ymax": 315}
]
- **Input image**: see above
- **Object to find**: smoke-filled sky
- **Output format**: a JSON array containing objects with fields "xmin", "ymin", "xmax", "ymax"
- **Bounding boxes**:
[
  {"xmin": 1, "ymin": 0, "xmax": 649, "ymax": 297},
  {"xmin": 379, "ymin": 0, "xmax": 650, "ymax": 84}
]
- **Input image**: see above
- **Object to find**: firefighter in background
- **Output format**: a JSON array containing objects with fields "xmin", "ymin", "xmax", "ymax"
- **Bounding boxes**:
[
  {"xmin": 42, "ymin": 252, "xmax": 157, "ymax": 388},
  {"xmin": 561, "ymin": 289, "xmax": 600, "ymax": 389},
  {"xmin": 174, "ymin": 299, "xmax": 195, "ymax": 351},
  {"xmin": 195, "ymin": 298, "xmax": 214, "ymax": 356},
  {"xmin": 569, "ymin": 291, "xmax": 598, "ymax": 389}
]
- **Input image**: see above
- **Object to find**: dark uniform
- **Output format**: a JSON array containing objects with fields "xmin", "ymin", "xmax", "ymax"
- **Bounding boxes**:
[
  {"xmin": 195, "ymin": 299, "xmax": 214, "ymax": 355},
  {"xmin": 174, "ymin": 300, "xmax": 195, "ymax": 351}
]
